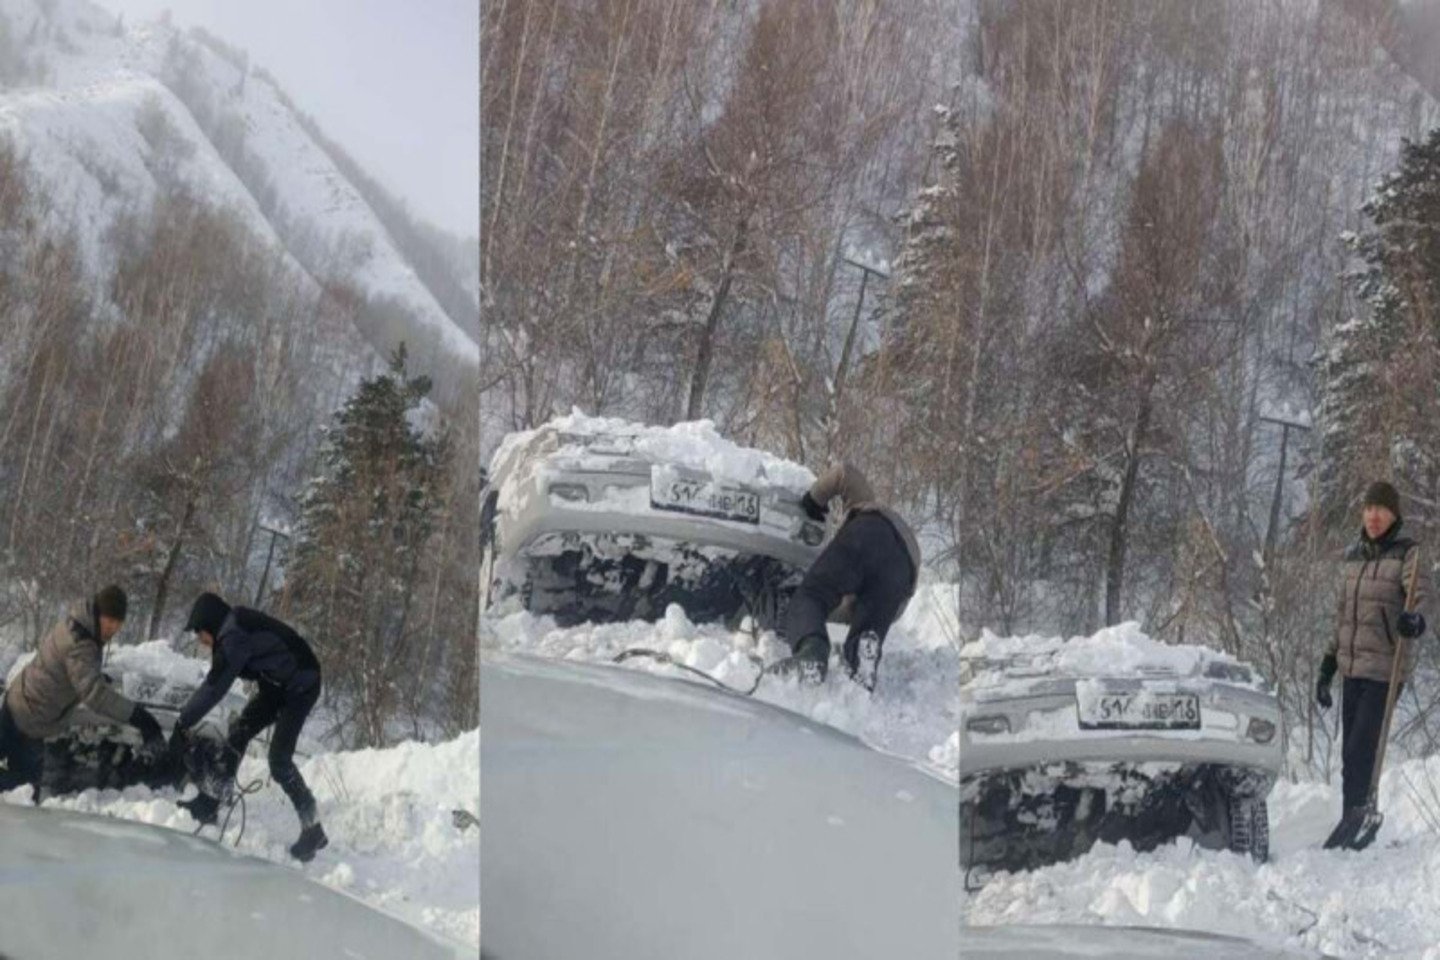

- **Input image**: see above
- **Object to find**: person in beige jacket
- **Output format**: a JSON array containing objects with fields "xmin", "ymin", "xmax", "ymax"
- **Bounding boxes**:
[
  {"xmin": 0, "ymin": 586, "xmax": 164, "ymax": 801},
  {"xmin": 781, "ymin": 462, "xmax": 921, "ymax": 691},
  {"xmin": 1317, "ymin": 481, "xmax": 1428, "ymax": 835}
]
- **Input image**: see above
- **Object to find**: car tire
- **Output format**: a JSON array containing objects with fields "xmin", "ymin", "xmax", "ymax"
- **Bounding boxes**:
[{"xmin": 1227, "ymin": 796, "xmax": 1270, "ymax": 863}]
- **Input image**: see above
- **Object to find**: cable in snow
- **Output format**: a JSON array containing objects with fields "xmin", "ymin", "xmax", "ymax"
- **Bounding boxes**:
[{"xmin": 612, "ymin": 647, "xmax": 768, "ymax": 696}]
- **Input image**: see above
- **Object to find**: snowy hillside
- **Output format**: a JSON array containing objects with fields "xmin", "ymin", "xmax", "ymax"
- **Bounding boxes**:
[
  {"xmin": 1, "ymin": 726, "xmax": 480, "ymax": 950},
  {"xmin": 0, "ymin": 0, "xmax": 477, "ymax": 375}
]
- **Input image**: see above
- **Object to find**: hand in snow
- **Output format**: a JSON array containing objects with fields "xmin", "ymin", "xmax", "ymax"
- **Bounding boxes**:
[
  {"xmin": 1398, "ymin": 611, "xmax": 1426, "ymax": 639},
  {"xmin": 800, "ymin": 491, "xmax": 827, "ymax": 523},
  {"xmin": 1316, "ymin": 680, "xmax": 1332, "ymax": 710}
]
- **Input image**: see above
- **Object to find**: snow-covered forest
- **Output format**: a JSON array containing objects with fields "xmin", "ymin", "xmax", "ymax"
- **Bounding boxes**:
[{"xmin": 0, "ymin": 0, "xmax": 479, "ymax": 740}]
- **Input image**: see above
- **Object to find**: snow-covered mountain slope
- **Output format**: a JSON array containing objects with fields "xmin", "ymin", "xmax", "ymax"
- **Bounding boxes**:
[
  {"xmin": 0, "ymin": 0, "xmax": 476, "ymax": 370},
  {"xmin": 964, "ymin": 748, "xmax": 1440, "ymax": 958},
  {"xmin": 2, "ymin": 727, "xmax": 481, "ymax": 950}
]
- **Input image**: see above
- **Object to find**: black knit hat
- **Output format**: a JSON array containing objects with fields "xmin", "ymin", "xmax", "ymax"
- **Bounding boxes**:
[
  {"xmin": 1363, "ymin": 481, "xmax": 1402, "ymax": 519},
  {"xmin": 184, "ymin": 592, "xmax": 231, "ymax": 636},
  {"xmin": 94, "ymin": 585, "xmax": 128, "ymax": 621}
]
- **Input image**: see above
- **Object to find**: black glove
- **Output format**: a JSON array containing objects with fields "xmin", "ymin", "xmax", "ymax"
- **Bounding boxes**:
[
  {"xmin": 1399, "ymin": 611, "xmax": 1426, "ymax": 639},
  {"xmin": 1316, "ymin": 653, "xmax": 1338, "ymax": 710},
  {"xmin": 800, "ymin": 491, "xmax": 827, "ymax": 523},
  {"xmin": 129, "ymin": 704, "xmax": 163, "ymax": 745},
  {"xmin": 166, "ymin": 724, "xmax": 190, "ymax": 761}
]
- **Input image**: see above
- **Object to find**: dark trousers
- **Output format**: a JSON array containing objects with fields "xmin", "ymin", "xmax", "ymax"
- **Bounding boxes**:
[
  {"xmin": 784, "ymin": 512, "xmax": 914, "ymax": 671},
  {"xmin": 0, "ymin": 698, "xmax": 41, "ymax": 803},
  {"xmin": 1341, "ymin": 676, "xmax": 1394, "ymax": 811},
  {"xmin": 226, "ymin": 672, "xmax": 322, "ymax": 825}
]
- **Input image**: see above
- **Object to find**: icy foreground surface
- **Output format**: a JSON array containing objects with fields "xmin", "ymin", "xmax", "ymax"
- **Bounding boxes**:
[
  {"xmin": 965, "ymin": 754, "xmax": 1440, "ymax": 958},
  {"xmin": 0, "ymin": 803, "xmax": 467, "ymax": 960},
  {"xmin": 1, "ymin": 725, "xmax": 480, "ymax": 949},
  {"xmin": 482, "ymin": 652, "xmax": 959, "ymax": 959},
  {"xmin": 488, "ymin": 580, "xmax": 961, "ymax": 781}
]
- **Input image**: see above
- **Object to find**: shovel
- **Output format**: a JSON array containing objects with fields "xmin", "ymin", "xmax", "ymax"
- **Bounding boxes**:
[{"xmin": 1324, "ymin": 550, "xmax": 1420, "ymax": 851}]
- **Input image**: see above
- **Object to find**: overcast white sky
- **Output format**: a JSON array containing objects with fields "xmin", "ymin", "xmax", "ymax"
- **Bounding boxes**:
[{"xmin": 102, "ymin": 0, "xmax": 478, "ymax": 239}]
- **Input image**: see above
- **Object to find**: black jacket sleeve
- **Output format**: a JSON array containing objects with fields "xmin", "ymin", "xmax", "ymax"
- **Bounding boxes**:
[{"xmin": 176, "ymin": 630, "xmax": 251, "ymax": 730}]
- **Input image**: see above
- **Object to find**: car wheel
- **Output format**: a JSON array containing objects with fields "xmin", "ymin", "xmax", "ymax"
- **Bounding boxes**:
[{"xmin": 1227, "ymin": 796, "xmax": 1269, "ymax": 863}]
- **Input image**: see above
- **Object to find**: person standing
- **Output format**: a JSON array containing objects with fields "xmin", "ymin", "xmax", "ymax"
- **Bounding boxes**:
[{"xmin": 1317, "ymin": 481, "xmax": 1428, "ymax": 844}]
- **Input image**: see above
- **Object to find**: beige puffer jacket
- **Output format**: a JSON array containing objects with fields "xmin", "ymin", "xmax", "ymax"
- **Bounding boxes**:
[
  {"xmin": 1328, "ymin": 530, "xmax": 1429, "ymax": 684},
  {"xmin": 2, "ymin": 600, "xmax": 136, "ymax": 739},
  {"xmin": 809, "ymin": 461, "xmax": 922, "ymax": 595}
]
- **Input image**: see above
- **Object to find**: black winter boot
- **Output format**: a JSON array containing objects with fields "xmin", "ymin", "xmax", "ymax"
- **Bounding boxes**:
[
  {"xmin": 178, "ymin": 793, "xmax": 221, "ymax": 826},
  {"xmin": 290, "ymin": 823, "xmax": 328, "ymax": 862}
]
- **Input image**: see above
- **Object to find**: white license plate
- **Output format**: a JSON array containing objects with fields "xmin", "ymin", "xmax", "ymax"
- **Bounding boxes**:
[
  {"xmin": 1076, "ymin": 687, "xmax": 1200, "ymax": 730},
  {"xmin": 650, "ymin": 468, "xmax": 760, "ymax": 524}
]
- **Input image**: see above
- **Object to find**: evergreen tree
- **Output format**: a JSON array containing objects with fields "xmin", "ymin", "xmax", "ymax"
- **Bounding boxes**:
[
  {"xmin": 1316, "ymin": 129, "xmax": 1440, "ymax": 529},
  {"xmin": 285, "ymin": 345, "xmax": 451, "ymax": 748}
]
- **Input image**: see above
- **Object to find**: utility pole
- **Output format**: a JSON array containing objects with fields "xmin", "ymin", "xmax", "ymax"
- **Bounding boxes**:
[
  {"xmin": 1259, "ymin": 412, "xmax": 1313, "ymax": 563},
  {"xmin": 827, "ymin": 253, "xmax": 890, "ymax": 458},
  {"xmin": 254, "ymin": 523, "xmax": 291, "ymax": 607}
]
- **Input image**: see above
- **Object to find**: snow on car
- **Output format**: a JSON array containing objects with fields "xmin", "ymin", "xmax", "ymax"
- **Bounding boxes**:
[
  {"xmin": 960, "ymin": 623, "xmax": 1282, "ymax": 876},
  {"xmin": 480, "ymin": 651, "xmax": 959, "ymax": 960},
  {"xmin": 481, "ymin": 412, "xmax": 825, "ymax": 630},
  {"xmin": 4, "ymin": 639, "xmax": 251, "ymax": 797}
]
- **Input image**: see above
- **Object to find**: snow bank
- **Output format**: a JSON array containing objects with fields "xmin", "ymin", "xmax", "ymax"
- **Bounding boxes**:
[
  {"xmin": 965, "ymin": 756, "xmax": 1440, "ymax": 958},
  {"xmin": 488, "ymin": 601, "xmax": 957, "ymax": 782},
  {"xmin": 2, "ymin": 728, "xmax": 480, "ymax": 949},
  {"xmin": 489, "ymin": 411, "xmax": 816, "ymax": 491}
]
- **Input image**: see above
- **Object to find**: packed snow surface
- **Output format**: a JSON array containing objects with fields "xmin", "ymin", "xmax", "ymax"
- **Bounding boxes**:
[
  {"xmin": 2, "ymin": 725, "xmax": 480, "ymax": 949},
  {"xmin": 487, "ymin": 580, "xmax": 960, "ymax": 782},
  {"xmin": 489, "ymin": 410, "xmax": 817, "ymax": 492}
]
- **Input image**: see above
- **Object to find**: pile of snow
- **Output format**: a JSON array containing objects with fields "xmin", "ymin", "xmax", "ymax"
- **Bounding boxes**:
[
  {"xmin": 963, "ymin": 622, "xmax": 1266, "ymax": 690},
  {"xmin": 965, "ymin": 755, "xmax": 1440, "ymax": 958},
  {"xmin": 489, "ymin": 411, "xmax": 816, "ymax": 492},
  {"xmin": 487, "ymin": 593, "xmax": 958, "ymax": 782},
  {"xmin": 2, "ymin": 728, "xmax": 480, "ymax": 949}
]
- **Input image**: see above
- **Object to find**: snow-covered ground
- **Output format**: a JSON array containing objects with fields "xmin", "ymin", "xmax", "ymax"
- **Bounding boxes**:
[
  {"xmin": 486, "ymin": 578, "xmax": 961, "ymax": 782},
  {"xmin": 962, "ymin": 651, "xmax": 1440, "ymax": 960},
  {"xmin": 1, "ymin": 643, "xmax": 479, "ymax": 950}
]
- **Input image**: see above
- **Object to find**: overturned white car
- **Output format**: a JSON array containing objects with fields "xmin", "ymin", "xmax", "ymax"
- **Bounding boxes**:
[
  {"xmin": 960, "ymin": 625, "xmax": 1282, "ymax": 876},
  {"xmin": 481, "ymin": 413, "xmax": 825, "ymax": 630},
  {"xmin": 4, "ymin": 640, "xmax": 250, "ymax": 797}
]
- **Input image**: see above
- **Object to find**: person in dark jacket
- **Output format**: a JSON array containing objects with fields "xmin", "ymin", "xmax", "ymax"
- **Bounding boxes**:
[
  {"xmin": 1316, "ymin": 481, "xmax": 1429, "ymax": 844},
  {"xmin": 172, "ymin": 592, "xmax": 328, "ymax": 862},
  {"xmin": 782, "ymin": 462, "xmax": 921, "ymax": 691},
  {"xmin": 0, "ymin": 587, "xmax": 165, "ymax": 802}
]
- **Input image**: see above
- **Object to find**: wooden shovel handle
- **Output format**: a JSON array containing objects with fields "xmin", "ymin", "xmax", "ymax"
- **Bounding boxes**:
[
  {"xmin": 1368, "ymin": 547, "xmax": 1421, "ymax": 807},
  {"xmin": 1406, "ymin": 546, "xmax": 1422, "ymax": 613}
]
